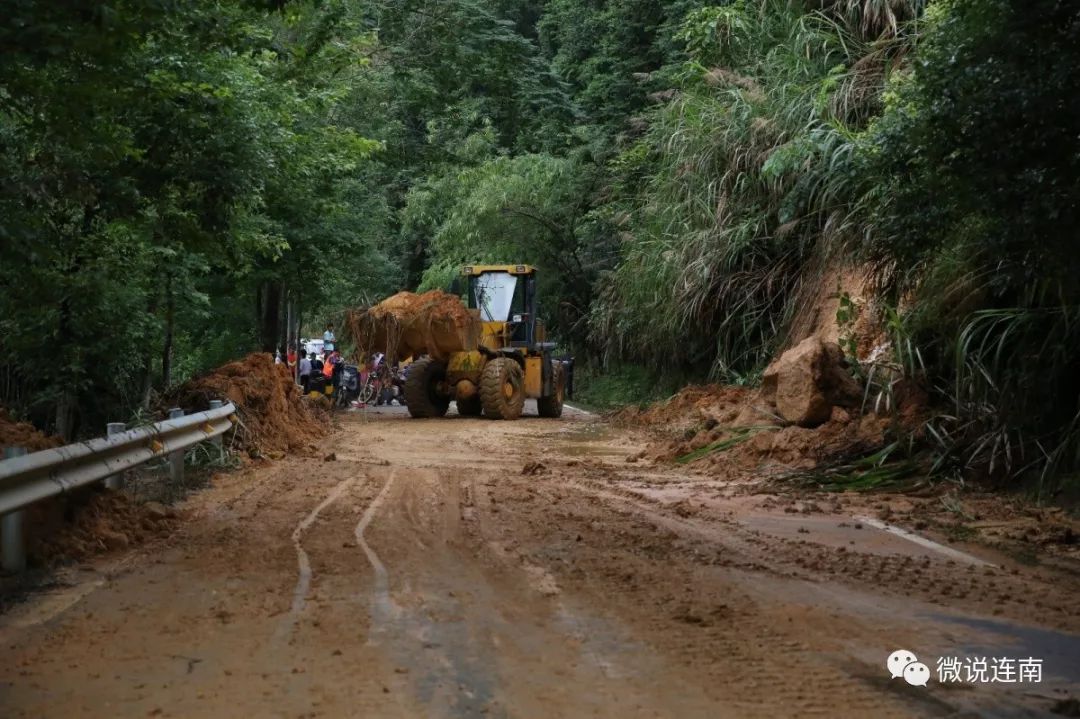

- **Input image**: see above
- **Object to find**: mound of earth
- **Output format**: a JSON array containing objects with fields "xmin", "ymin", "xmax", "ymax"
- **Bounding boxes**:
[
  {"xmin": 170, "ymin": 353, "xmax": 326, "ymax": 457},
  {"xmin": 345, "ymin": 290, "xmax": 480, "ymax": 361},
  {"xmin": 649, "ymin": 409, "xmax": 892, "ymax": 478},
  {"xmin": 623, "ymin": 341, "xmax": 902, "ymax": 477},
  {"xmin": 26, "ymin": 490, "xmax": 180, "ymax": 567},
  {"xmin": 612, "ymin": 385, "xmax": 754, "ymax": 433},
  {"xmin": 0, "ymin": 408, "xmax": 63, "ymax": 452}
]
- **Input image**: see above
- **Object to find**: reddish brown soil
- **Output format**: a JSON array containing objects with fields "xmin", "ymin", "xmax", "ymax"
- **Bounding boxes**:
[
  {"xmin": 4, "ymin": 406, "xmax": 1076, "ymax": 717},
  {"xmin": 0, "ymin": 409, "xmax": 62, "ymax": 452},
  {"xmin": 345, "ymin": 289, "xmax": 480, "ymax": 362},
  {"xmin": 25, "ymin": 490, "xmax": 180, "ymax": 567},
  {"xmin": 612, "ymin": 384, "xmax": 752, "ymax": 431},
  {"xmin": 170, "ymin": 353, "xmax": 326, "ymax": 457}
]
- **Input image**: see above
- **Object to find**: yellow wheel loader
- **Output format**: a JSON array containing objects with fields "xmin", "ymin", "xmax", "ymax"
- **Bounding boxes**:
[{"xmin": 404, "ymin": 265, "xmax": 566, "ymax": 420}]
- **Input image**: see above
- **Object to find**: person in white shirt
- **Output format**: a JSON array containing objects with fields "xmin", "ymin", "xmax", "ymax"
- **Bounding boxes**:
[
  {"xmin": 298, "ymin": 349, "xmax": 313, "ymax": 393},
  {"xmin": 323, "ymin": 324, "xmax": 336, "ymax": 353}
]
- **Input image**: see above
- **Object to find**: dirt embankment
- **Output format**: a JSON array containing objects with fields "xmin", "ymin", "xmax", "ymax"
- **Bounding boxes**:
[{"xmin": 170, "ymin": 353, "xmax": 327, "ymax": 458}]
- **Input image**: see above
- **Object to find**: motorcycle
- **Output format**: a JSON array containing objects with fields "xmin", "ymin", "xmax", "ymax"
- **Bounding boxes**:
[{"xmin": 334, "ymin": 363, "xmax": 362, "ymax": 409}]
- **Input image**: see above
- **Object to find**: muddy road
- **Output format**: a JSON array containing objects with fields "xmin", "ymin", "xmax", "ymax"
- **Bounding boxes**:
[{"xmin": 2, "ymin": 404, "xmax": 1078, "ymax": 717}]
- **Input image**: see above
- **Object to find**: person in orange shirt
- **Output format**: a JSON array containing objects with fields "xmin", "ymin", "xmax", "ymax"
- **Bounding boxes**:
[{"xmin": 323, "ymin": 349, "xmax": 340, "ymax": 379}]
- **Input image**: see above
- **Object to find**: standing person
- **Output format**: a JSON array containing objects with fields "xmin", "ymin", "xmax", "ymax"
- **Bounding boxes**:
[
  {"xmin": 322, "ymin": 349, "xmax": 338, "ymax": 380},
  {"xmin": 298, "ymin": 349, "xmax": 312, "ymax": 394},
  {"xmin": 310, "ymin": 351, "xmax": 324, "ymax": 375},
  {"xmin": 323, "ymin": 323, "xmax": 336, "ymax": 354}
]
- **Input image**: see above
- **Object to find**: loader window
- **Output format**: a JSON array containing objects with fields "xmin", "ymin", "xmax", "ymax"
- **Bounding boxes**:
[{"xmin": 471, "ymin": 272, "xmax": 518, "ymax": 322}]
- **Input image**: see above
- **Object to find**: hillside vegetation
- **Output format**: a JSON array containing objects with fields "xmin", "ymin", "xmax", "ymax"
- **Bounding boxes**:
[{"xmin": 1, "ymin": 0, "xmax": 1077, "ymax": 493}]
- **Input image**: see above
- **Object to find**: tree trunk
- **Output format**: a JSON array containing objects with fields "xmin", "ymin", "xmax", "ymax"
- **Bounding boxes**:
[
  {"xmin": 54, "ymin": 390, "xmax": 75, "ymax": 442},
  {"xmin": 161, "ymin": 272, "xmax": 174, "ymax": 389},
  {"xmin": 257, "ymin": 280, "xmax": 282, "ymax": 352}
]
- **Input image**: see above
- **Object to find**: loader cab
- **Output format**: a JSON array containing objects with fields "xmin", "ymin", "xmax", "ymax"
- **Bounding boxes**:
[{"xmin": 463, "ymin": 265, "xmax": 540, "ymax": 350}]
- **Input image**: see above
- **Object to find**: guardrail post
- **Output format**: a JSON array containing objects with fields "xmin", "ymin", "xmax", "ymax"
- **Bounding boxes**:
[
  {"xmin": 2, "ymin": 446, "xmax": 27, "ymax": 572},
  {"xmin": 168, "ymin": 408, "xmax": 184, "ymax": 489},
  {"xmin": 208, "ymin": 401, "xmax": 224, "ymax": 460},
  {"xmin": 104, "ymin": 422, "xmax": 126, "ymax": 490}
]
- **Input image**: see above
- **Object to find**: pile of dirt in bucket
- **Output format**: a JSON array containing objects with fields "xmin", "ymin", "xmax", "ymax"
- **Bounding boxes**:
[
  {"xmin": 170, "ymin": 353, "xmax": 326, "ymax": 458},
  {"xmin": 26, "ymin": 490, "xmax": 180, "ymax": 567},
  {"xmin": 0, "ymin": 408, "xmax": 63, "ymax": 452},
  {"xmin": 345, "ymin": 290, "xmax": 480, "ymax": 361}
]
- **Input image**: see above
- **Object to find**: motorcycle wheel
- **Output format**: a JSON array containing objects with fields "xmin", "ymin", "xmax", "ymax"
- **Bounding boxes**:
[{"xmin": 358, "ymin": 382, "xmax": 376, "ymax": 404}]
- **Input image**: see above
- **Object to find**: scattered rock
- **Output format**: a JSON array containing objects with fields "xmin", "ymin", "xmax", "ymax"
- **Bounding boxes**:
[
  {"xmin": 521, "ymin": 461, "xmax": 548, "ymax": 476},
  {"xmin": 98, "ymin": 529, "xmax": 130, "ymax": 551},
  {"xmin": 143, "ymin": 502, "xmax": 174, "ymax": 521},
  {"xmin": 829, "ymin": 406, "xmax": 852, "ymax": 424},
  {"xmin": 323, "ymin": 452, "xmax": 337, "ymax": 462}
]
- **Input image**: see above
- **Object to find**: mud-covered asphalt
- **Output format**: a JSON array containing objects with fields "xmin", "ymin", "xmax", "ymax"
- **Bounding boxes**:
[{"xmin": 1, "ymin": 404, "xmax": 1078, "ymax": 717}]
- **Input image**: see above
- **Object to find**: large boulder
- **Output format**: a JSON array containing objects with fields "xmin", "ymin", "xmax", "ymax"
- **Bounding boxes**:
[{"xmin": 761, "ymin": 337, "xmax": 862, "ymax": 427}]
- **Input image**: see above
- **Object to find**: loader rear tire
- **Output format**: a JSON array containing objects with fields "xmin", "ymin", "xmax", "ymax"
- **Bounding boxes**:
[
  {"xmin": 480, "ymin": 357, "xmax": 525, "ymax": 420},
  {"xmin": 537, "ymin": 362, "xmax": 565, "ymax": 418},
  {"xmin": 405, "ymin": 358, "xmax": 450, "ymax": 418},
  {"xmin": 456, "ymin": 395, "xmax": 483, "ymax": 416}
]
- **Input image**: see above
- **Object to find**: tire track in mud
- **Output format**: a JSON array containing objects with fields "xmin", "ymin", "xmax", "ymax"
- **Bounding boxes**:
[
  {"xmin": 355, "ymin": 470, "xmax": 509, "ymax": 718},
  {"xmin": 278, "ymin": 475, "xmax": 359, "ymax": 640},
  {"xmin": 354, "ymin": 469, "xmax": 397, "ymax": 624},
  {"xmin": 482, "ymin": 473, "xmax": 930, "ymax": 717}
]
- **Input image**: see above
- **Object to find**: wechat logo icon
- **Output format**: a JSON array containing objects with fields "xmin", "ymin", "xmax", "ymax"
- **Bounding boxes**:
[{"xmin": 888, "ymin": 649, "xmax": 930, "ymax": 687}]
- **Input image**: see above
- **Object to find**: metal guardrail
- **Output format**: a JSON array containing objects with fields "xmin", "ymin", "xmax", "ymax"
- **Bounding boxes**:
[{"xmin": 0, "ymin": 401, "xmax": 236, "ymax": 571}]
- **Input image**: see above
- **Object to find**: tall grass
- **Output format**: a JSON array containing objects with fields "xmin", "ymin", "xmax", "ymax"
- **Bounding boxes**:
[
  {"xmin": 592, "ymin": 0, "xmax": 922, "ymax": 379},
  {"xmin": 861, "ymin": 0, "xmax": 1080, "ymax": 494}
]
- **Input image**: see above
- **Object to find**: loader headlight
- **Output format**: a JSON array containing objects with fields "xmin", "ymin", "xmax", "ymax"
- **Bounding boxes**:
[{"xmin": 512, "ymin": 314, "xmax": 522, "ymax": 323}]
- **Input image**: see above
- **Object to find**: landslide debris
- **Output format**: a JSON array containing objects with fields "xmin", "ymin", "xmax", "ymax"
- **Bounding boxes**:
[
  {"xmin": 26, "ymin": 490, "xmax": 180, "ymax": 566},
  {"xmin": 0, "ymin": 408, "xmax": 63, "ymax": 452},
  {"xmin": 170, "ymin": 353, "xmax": 326, "ymax": 457},
  {"xmin": 344, "ymin": 290, "xmax": 480, "ymax": 361},
  {"xmin": 619, "ymin": 341, "xmax": 906, "ymax": 476},
  {"xmin": 613, "ymin": 385, "xmax": 754, "ymax": 432}
]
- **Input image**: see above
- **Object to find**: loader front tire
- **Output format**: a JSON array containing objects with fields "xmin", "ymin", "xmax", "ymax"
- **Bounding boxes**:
[
  {"xmin": 480, "ymin": 357, "xmax": 525, "ymax": 420},
  {"xmin": 537, "ymin": 362, "xmax": 565, "ymax": 418},
  {"xmin": 405, "ymin": 358, "xmax": 450, "ymax": 418}
]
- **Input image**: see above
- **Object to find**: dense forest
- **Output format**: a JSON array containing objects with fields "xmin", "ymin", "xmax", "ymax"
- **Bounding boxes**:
[{"xmin": 1, "ymin": 1, "xmax": 1077, "ymax": 491}]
